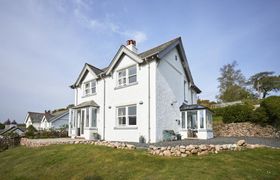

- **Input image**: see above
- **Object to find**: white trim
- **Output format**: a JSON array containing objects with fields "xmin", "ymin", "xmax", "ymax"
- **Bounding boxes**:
[{"xmin": 106, "ymin": 46, "xmax": 143, "ymax": 75}]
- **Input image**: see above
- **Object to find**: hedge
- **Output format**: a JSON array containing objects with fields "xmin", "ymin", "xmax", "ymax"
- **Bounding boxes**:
[{"xmin": 221, "ymin": 104, "xmax": 254, "ymax": 123}]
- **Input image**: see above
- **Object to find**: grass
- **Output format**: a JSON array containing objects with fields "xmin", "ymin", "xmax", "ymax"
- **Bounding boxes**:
[{"xmin": 0, "ymin": 145, "xmax": 280, "ymax": 180}]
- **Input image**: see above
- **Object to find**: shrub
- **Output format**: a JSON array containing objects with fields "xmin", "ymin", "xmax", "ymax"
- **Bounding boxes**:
[
  {"xmin": 25, "ymin": 125, "xmax": 37, "ymax": 138},
  {"xmin": 252, "ymin": 107, "xmax": 269, "ymax": 126},
  {"xmin": 213, "ymin": 107, "xmax": 225, "ymax": 116},
  {"xmin": 259, "ymin": 96, "xmax": 280, "ymax": 128},
  {"xmin": 221, "ymin": 104, "xmax": 254, "ymax": 123}
]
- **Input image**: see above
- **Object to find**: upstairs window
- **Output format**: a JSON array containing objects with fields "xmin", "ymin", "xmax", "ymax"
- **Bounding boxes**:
[
  {"xmin": 84, "ymin": 80, "xmax": 96, "ymax": 96},
  {"xmin": 117, "ymin": 65, "xmax": 137, "ymax": 87}
]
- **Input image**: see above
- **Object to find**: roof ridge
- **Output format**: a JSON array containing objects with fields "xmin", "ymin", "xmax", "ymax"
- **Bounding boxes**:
[
  {"xmin": 86, "ymin": 63, "xmax": 104, "ymax": 72},
  {"xmin": 139, "ymin": 37, "xmax": 181, "ymax": 58},
  {"xmin": 28, "ymin": 111, "xmax": 44, "ymax": 114}
]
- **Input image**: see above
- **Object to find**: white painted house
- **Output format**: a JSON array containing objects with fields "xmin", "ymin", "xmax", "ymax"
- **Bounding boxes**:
[
  {"xmin": 69, "ymin": 37, "xmax": 213, "ymax": 143},
  {"xmin": 25, "ymin": 110, "xmax": 69, "ymax": 130}
]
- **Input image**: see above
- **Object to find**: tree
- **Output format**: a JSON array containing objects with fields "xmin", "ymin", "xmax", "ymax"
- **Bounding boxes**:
[
  {"xmin": 0, "ymin": 122, "xmax": 4, "ymax": 129},
  {"xmin": 248, "ymin": 72, "xmax": 280, "ymax": 98},
  {"xmin": 219, "ymin": 85, "xmax": 252, "ymax": 102},
  {"xmin": 217, "ymin": 61, "xmax": 250, "ymax": 102}
]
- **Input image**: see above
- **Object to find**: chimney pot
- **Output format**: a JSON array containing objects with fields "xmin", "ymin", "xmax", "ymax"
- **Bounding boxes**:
[{"xmin": 127, "ymin": 39, "xmax": 136, "ymax": 46}]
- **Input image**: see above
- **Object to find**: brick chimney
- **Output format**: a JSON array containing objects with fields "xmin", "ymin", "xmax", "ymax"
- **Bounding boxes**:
[{"xmin": 126, "ymin": 39, "xmax": 137, "ymax": 53}]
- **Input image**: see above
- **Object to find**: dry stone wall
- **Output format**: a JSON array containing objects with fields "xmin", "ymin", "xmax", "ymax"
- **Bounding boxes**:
[
  {"xmin": 214, "ymin": 122, "xmax": 280, "ymax": 138},
  {"xmin": 148, "ymin": 140, "xmax": 266, "ymax": 157}
]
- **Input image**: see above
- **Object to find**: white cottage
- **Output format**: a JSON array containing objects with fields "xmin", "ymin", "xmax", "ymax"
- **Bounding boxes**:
[{"xmin": 69, "ymin": 37, "xmax": 213, "ymax": 143}]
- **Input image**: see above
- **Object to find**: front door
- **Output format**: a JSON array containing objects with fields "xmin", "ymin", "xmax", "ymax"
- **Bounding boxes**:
[{"xmin": 187, "ymin": 111, "xmax": 198, "ymax": 138}]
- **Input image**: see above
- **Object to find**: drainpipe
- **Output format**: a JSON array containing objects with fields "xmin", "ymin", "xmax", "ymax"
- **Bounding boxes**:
[
  {"xmin": 145, "ymin": 59, "xmax": 151, "ymax": 144},
  {"xmin": 103, "ymin": 76, "xmax": 106, "ymax": 140}
]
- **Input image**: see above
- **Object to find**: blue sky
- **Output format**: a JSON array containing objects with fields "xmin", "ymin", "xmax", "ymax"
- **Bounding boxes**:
[{"xmin": 0, "ymin": 0, "xmax": 279, "ymax": 123}]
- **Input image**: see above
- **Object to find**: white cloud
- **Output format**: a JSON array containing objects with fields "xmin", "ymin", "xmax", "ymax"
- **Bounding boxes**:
[{"xmin": 72, "ymin": 0, "xmax": 147, "ymax": 44}]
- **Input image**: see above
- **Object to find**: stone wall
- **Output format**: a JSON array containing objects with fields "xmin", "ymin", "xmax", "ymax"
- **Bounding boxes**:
[
  {"xmin": 20, "ymin": 138, "xmax": 136, "ymax": 149},
  {"xmin": 214, "ymin": 122, "xmax": 280, "ymax": 138},
  {"xmin": 148, "ymin": 140, "xmax": 265, "ymax": 157}
]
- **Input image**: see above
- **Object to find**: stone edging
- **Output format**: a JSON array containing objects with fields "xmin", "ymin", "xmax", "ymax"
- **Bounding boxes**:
[
  {"xmin": 20, "ymin": 138, "xmax": 136, "ymax": 150},
  {"xmin": 147, "ymin": 140, "xmax": 267, "ymax": 157}
]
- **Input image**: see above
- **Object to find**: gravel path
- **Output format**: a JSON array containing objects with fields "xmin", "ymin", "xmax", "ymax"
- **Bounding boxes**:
[{"xmin": 130, "ymin": 137, "xmax": 280, "ymax": 148}]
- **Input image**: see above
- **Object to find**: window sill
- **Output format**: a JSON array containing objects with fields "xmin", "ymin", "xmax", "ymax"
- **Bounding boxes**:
[
  {"xmin": 114, "ymin": 126, "xmax": 138, "ymax": 130},
  {"xmin": 82, "ymin": 93, "xmax": 97, "ymax": 98},
  {"xmin": 114, "ymin": 82, "xmax": 138, "ymax": 90},
  {"xmin": 84, "ymin": 127, "xmax": 98, "ymax": 130}
]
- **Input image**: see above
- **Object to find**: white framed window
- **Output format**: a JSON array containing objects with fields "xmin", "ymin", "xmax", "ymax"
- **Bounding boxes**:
[
  {"xmin": 117, "ymin": 65, "xmax": 137, "ymax": 87},
  {"xmin": 91, "ymin": 108, "xmax": 97, "ymax": 128},
  {"xmin": 128, "ymin": 66, "xmax": 137, "ymax": 84},
  {"xmin": 84, "ymin": 80, "xmax": 96, "ymax": 96},
  {"xmin": 116, "ymin": 105, "xmax": 137, "ymax": 127},
  {"xmin": 118, "ymin": 70, "xmax": 126, "ymax": 86}
]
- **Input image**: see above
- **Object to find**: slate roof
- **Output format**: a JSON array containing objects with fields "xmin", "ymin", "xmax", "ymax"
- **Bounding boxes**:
[
  {"xmin": 44, "ymin": 113, "xmax": 55, "ymax": 122},
  {"xmin": 28, "ymin": 112, "xmax": 44, "ymax": 123},
  {"xmin": 180, "ymin": 103, "xmax": 212, "ymax": 111},
  {"xmin": 72, "ymin": 100, "xmax": 99, "ymax": 109},
  {"xmin": 48, "ymin": 110, "xmax": 69, "ymax": 122},
  {"xmin": 0, "ymin": 126, "xmax": 25, "ymax": 135},
  {"xmin": 138, "ymin": 37, "xmax": 180, "ymax": 59},
  {"xmin": 87, "ymin": 63, "xmax": 104, "ymax": 75}
]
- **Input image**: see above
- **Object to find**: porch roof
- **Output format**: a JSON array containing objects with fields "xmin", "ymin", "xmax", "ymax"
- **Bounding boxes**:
[
  {"xmin": 72, "ymin": 100, "xmax": 99, "ymax": 109},
  {"xmin": 180, "ymin": 103, "xmax": 211, "ymax": 111}
]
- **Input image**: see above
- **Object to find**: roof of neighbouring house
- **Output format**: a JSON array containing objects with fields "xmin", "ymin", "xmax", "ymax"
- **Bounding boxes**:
[
  {"xmin": 48, "ymin": 110, "xmax": 69, "ymax": 123},
  {"xmin": 0, "ymin": 126, "xmax": 25, "ymax": 135},
  {"xmin": 72, "ymin": 100, "xmax": 99, "ymax": 109},
  {"xmin": 27, "ymin": 112, "xmax": 44, "ymax": 123},
  {"xmin": 43, "ymin": 113, "xmax": 55, "ymax": 122}
]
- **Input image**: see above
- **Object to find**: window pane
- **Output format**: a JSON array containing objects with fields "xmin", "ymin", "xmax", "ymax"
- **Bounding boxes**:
[
  {"xmin": 182, "ymin": 112, "xmax": 185, "ymax": 129},
  {"xmin": 118, "ymin": 107, "xmax": 126, "ymax": 116},
  {"xmin": 118, "ymin": 117, "xmax": 126, "ymax": 125},
  {"xmin": 128, "ymin": 66, "xmax": 136, "ymax": 75},
  {"xmin": 129, "ymin": 116, "xmax": 136, "ymax": 125},
  {"xmin": 128, "ymin": 75, "xmax": 136, "ymax": 83},
  {"xmin": 91, "ymin": 109, "xmax": 97, "ymax": 127},
  {"xmin": 91, "ymin": 87, "xmax": 96, "ymax": 94},
  {"xmin": 85, "ymin": 83, "xmax": 90, "ymax": 88},
  {"xmin": 86, "ymin": 108, "xmax": 89, "ymax": 127},
  {"xmin": 118, "ymin": 70, "xmax": 126, "ymax": 77},
  {"xmin": 128, "ymin": 106, "xmax": 136, "ymax": 115},
  {"xmin": 200, "ymin": 111, "xmax": 204, "ymax": 129}
]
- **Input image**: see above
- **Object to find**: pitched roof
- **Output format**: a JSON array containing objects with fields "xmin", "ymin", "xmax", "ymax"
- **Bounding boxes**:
[
  {"xmin": 49, "ymin": 110, "xmax": 69, "ymax": 122},
  {"xmin": 139, "ymin": 37, "xmax": 181, "ymax": 59},
  {"xmin": 87, "ymin": 63, "xmax": 104, "ymax": 75},
  {"xmin": 72, "ymin": 100, "xmax": 99, "ymax": 109},
  {"xmin": 180, "ymin": 103, "xmax": 212, "ymax": 112},
  {"xmin": 28, "ymin": 112, "xmax": 44, "ymax": 123},
  {"xmin": 43, "ymin": 113, "xmax": 55, "ymax": 122},
  {"xmin": 0, "ymin": 126, "xmax": 25, "ymax": 135}
]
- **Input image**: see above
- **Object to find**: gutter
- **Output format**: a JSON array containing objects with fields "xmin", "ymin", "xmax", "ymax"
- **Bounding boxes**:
[
  {"xmin": 145, "ymin": 58, "xmax": 151, "ymax": 144},
  {"xmin": 102, "ymin": 76, "xmax": 106, "ymax": 140}
]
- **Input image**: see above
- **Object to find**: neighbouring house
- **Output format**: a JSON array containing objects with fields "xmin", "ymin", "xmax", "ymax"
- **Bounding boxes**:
[
  {"xmin": 0, "ymin": 120, "xmax": 25, "ymax": 136},
  {"xmin": 25, "ymin": 110, "xmax": 69, "ymax": 130},
  {"xmin": 24, "ymin": 112, "xmax": 44, "ymax": 130},
  {"xmin": 40, "ymin": 110, "xmax": 69, "ymax": 130},
  {"xmin": 69, "ymin": 37, "xmax": 213, "ymax": 143}
]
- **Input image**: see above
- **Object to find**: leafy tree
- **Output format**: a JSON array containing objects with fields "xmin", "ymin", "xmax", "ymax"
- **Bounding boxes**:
[
  {"xmin": 219, "ymin": 85, "xmax": 252, "ymax": 102},
  {"xmin": 248, "ymin": 72, "xmax": 280, "ymax": 98},
  {"xmin": 0, "ymin": 123, "xmax": 4, "ymax": 129},
  {"xmin": 217, "ymin": 61, "xmax": 250, "ymax": 102}
]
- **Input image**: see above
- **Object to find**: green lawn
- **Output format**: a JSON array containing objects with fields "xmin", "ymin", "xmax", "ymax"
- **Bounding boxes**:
[{"xmin": 0, "ymin": 145, "xmax": 280, "ymax": 180}]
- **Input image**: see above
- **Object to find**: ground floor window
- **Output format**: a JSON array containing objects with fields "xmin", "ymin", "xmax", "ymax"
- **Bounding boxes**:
[
  {"xmin": 91, "ymin": 108, "xmax": 97, "ymax": 128},
  {"xmin": 117, "ymin": 105, "xmax": 137, "ymax": 127},
  {"xmin": 187, "ymin": 111, "xmax": 197, "ymax": 129},
  {"xmin": 206, "ymin": 110, "xmax": 213, "ymax": 129}
]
